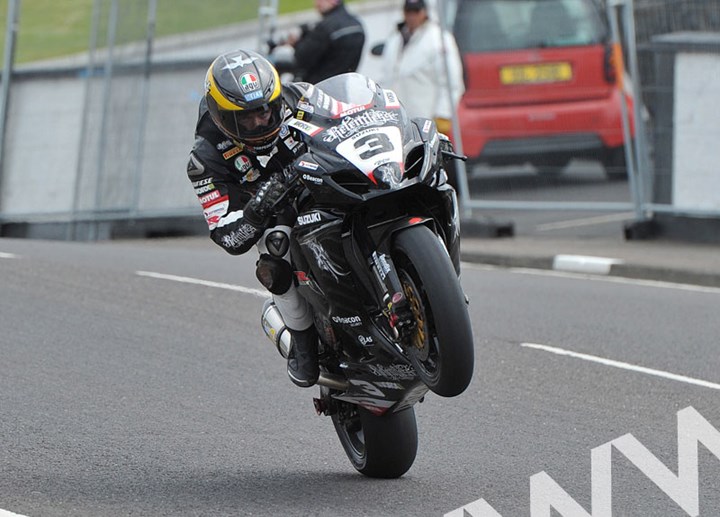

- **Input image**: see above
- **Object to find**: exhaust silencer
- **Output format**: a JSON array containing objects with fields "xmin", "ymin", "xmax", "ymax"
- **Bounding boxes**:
[{"xmin": 261, "ymin": 299, "xmax": 292, "ymax": 359}]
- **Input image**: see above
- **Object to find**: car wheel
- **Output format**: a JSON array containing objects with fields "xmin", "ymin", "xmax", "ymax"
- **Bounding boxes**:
[{"xmin": 603, "ymin": 146, "xmax": 628, "ymax": 180}]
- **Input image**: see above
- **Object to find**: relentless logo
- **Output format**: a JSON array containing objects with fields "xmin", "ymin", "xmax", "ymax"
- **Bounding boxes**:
[
  {"xmin": 220, "ymin": 223, "xmax": 257, "ymax": 248},
  {"xmin": 323, "ymin": 110, "xmax": 399, "ymax": 142},
  {"xmin": 297, "ymin": 212, "xmax": 322, "ymax": 226},
  {"xmin": 368, "ymin": 363, "xmax": 415, "ymax": 381}
]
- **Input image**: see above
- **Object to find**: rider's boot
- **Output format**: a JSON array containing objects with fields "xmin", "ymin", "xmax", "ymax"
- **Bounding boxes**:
[{"xmin": 287, "ymin": 326, "xmax": 319, "ymax": 388}]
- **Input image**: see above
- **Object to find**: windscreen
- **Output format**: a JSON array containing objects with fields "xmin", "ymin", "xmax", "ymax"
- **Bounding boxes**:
[{"xmin": 453, "ymin": 0, "xmax": 608, "ymax": 53}]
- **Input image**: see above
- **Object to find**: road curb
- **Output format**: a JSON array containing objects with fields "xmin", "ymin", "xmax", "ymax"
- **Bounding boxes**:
[{"xmin": 460, "ymin": 250, "xmax": 720, "ymax": 288}]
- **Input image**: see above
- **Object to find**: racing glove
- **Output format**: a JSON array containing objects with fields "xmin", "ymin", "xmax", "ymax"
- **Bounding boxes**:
[{"xmin": 243, "ymin": 177, "xmax": 286, "ymax": 229}]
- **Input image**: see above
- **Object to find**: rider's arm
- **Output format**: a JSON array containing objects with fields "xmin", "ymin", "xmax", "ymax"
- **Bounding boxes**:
[{"xmin": 187, "ymin": 138, "xmax": 265, "ymax": 256}]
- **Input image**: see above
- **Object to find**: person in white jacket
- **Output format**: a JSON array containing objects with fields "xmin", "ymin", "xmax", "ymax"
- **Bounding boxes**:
[{"xmin": 379, "ymin": 0, "xmax": 464, "ymax": 136}]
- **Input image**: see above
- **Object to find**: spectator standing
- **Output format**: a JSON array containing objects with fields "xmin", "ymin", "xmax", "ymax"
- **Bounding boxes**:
[
  {"xmin": 286, "ymin": 0, "xmax": 366, "ymax": 84},
  {"xmin": 379, "ymin": 0, "xmax": 464, "ymax": 135}
]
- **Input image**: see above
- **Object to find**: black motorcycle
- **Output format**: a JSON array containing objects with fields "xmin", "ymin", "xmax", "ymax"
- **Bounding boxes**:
[{"xmin": 261, "ymin": 73, "xmax": 474, "ymax": 478}]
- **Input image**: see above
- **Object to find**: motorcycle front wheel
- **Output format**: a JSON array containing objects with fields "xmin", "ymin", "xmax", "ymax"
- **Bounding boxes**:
[
  {"xmin": 331, "ymin": 401, "xmax": 418, "ymax": 478},
  {"xmin": 393, "ymin": 224, "xmax": 475, "ymax": 397}
]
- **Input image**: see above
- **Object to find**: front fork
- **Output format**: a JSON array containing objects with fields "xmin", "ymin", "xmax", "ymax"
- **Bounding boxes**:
[{"xmin": 352, "ymin": 219, "xmax": 423, "ymax": 343}]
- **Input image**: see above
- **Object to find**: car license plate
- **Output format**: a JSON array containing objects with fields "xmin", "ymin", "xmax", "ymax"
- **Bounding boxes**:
[{"xmin": 499, "ymin": 63, "xmax": 573, "ymax": 85}]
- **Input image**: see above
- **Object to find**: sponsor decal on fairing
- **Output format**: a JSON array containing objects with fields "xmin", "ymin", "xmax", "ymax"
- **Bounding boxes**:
[
  {"xmin": 302, "ymin": 173, "xmax": 322, "ymax": 185},
  {"xmin": 297, "ymin": 212, "xmax": 322, "ymax": 226},
  {"xmin": 307, "ymin": 241, "xmax": 348, "ymax": 282},
  {"xmin": 331, "ymin": 315, "xmax": 362, "ymax": 326},
  {"xmin": 382, "ymin": 89, "xmax": 401, "ymax": 109},
  {"xmin": 298, "ymin": 160, "xmax": 319, "ymax": 171},
  {"xmin": 287, "ymin": 118, "xmax": 323, "ymax": 137},
  {"xmin": 322, "ymin": 110, "xmax": 399, "ymax": 143},
  {"xmin": 368, "ymin": 363, "xmax": 416, "ymax": 381},
  {"xmin": 372, "ymin": 251, "xmax": 391, "ymax": 280}
]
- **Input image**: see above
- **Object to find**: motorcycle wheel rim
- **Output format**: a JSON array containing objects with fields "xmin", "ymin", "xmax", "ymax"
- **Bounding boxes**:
[{"xmin": 399, "ymin": 268, "xmax": 441, "ymax": 383}]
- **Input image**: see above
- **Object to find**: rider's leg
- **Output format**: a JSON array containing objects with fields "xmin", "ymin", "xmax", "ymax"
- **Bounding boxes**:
[{"xmin": 255, "ymin": 225, "xmax": 319, "ymax": 387}]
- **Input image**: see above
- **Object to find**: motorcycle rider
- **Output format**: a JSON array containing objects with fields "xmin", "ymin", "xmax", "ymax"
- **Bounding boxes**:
[{"xmin": 186, "ymin": 49, "xmax": 320, "ymax": 388}]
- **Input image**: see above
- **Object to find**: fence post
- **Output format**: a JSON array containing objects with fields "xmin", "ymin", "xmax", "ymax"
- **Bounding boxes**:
[
  {"xmin": 130, "ymin": 0, "xmax": 157, "ymax": 215},
  {"xmin": 435, "ymin": 0, "xmax": 472, "ymax": 220},
  {"xmin": 0, "ymin": 0, "xmax": 21, "ymax": 206},
  {"xmin": 607, "ymin": 0, "xmax": 643, "ymax": 222},
  {"xmin": 257, "ymin": 0, "xmax": 278, "ymax": 53}
]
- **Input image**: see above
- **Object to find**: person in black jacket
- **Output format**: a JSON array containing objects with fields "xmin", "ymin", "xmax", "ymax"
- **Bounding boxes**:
[
  {"xmin": 287, "ymin": 0, "xmax": 365, "ymax": 83},
  {"xmin": 187, "ymin": 49, "xmax": 320, "ymax": 388}
]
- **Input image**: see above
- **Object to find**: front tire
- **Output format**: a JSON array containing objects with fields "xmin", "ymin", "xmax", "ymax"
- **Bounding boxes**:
[
  {"xmin": 393, "ymin": 225, "xmax": 475, "ymax": 397},
  {"xmin": 331, "ymin": 402, "xmax": 418, "ymax": 478}
]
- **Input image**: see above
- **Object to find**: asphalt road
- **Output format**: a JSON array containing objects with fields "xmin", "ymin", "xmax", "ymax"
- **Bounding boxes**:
[{"xmin": 1, "ymin": 237, "xmax": 719, "ymax": 517}]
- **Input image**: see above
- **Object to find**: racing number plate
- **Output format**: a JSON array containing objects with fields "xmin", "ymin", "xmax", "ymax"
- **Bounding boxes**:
[{"xmin": 499, "ymin": 62, "xmax": 573, "ymax": 85}]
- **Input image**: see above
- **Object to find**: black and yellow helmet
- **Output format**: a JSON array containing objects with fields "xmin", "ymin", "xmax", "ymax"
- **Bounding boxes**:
[{"xmin": 205, "ymin": 49, "xmax": 284, "ymax": 151}]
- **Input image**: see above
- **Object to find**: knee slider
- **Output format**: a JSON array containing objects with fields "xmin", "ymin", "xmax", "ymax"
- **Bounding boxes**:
[{"xmin": 256, "ymin": 254, "xmax": 293, "ymax": 295}]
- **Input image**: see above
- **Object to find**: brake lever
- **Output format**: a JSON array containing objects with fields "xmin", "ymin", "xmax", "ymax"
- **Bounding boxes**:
[{"xmin": 441, "ymin": 150, "xmax": 468, "ymax": 162}]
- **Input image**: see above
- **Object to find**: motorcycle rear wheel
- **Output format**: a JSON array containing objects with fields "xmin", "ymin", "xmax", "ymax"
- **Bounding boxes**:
[
  {"xmin": 393, "ymin": 224, "xmax": 475, "ymax": 397},
  {"xmin": 331, "ymin": 402, "xmax": 418, "ymax": 478}
]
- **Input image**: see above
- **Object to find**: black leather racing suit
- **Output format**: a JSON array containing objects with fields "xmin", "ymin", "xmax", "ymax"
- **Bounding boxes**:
[
  {"xmin": 293, "ymin": 3, "xmax": 365, "ymax": 84},
  {"xmin": 187, "ymin": 82, "xmax": 308, "ymax": 256},
  {"xmin": 186, "ymin": 81, "xmax": 314, "ymax": 331}
]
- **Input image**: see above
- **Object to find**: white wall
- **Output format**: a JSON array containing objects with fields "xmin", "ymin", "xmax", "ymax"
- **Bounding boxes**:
[{"xmin": 672, "ymin": 52, "xmax": 720, "ymax": 211}]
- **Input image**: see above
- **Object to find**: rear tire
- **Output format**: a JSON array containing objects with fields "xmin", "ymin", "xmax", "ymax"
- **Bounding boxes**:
[
  {"xmin": 331, "ymin": 403, "xmax": 418, "ymax": 478},
  {"xmin": 393, "ymin": 225, "xmax": 474, "ymax": 397}
]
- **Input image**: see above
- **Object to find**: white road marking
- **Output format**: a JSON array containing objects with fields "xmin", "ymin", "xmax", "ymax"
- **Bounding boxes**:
[
  {"xmin": 552, "ymin": 254, "xmax": 623, "ymax": 274},
  {"xmin": 0, "ymin": 252, "xmax": 18, "ymax": 259},
  {"xmin": 461, "ymin": 262, "xmax": 720, "ymax": 294},
  {"xmin": 0, "ymin": 509, "xmax": 29, "ymax": 517},
  {"xmin": 136, "ymin": 271, "xmax": 270, "ymax": 298},
  {"xmin": 522, "ymin": 342, "xmax": 720, "ymax": 391},
  {"xmin": 535, "ymin": 212, "xmax": 635, "ymax": 231}
]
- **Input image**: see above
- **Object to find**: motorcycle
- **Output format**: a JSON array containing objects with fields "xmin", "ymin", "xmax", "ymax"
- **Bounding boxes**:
[{"xmin": 260, "ymin": 73, "xmax": 474, "ymax": 478}]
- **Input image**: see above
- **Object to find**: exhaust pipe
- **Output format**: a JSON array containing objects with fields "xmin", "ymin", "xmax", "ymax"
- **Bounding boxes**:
[{"xmin": 261, "ymin": 300, "xmax": 349, "ymax": 391}]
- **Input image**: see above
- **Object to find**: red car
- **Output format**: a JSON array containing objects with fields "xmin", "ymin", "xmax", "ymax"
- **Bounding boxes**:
[{"xmin": 449, "ymin": 0, "xmax": 634, "ymax": 179}]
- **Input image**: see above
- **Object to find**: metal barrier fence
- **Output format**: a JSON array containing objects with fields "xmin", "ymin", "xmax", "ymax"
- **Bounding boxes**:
[
  {"xmin": 446, "ymin": 0, "xmax": 720, "ymax": 238},
  {"xmin": 1, "ymin": 0, "xmax": 719, "ymax": 239}
]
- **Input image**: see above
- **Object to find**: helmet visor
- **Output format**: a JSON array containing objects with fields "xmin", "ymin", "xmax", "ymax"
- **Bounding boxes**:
[{"xmin": 215, "ymin": 97, "xmax": 284, "ymax": 143}]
